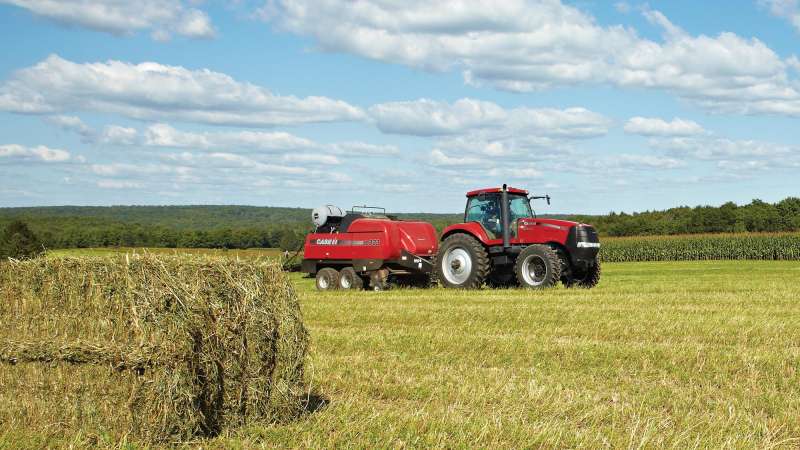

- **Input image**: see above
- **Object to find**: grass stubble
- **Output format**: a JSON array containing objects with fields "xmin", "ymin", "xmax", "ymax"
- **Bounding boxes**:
[{"xmin": 231, "ymin": 261, "xmax": 800, "ymax": 449}]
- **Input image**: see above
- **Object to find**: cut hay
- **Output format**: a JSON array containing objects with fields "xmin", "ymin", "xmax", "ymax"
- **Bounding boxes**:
[{"xmin": 0, "ymin": 255, "xmax": 308, "ymax": 444}]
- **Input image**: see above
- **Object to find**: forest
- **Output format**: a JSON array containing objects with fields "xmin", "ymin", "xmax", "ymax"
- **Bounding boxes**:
[{"xmin": 1, "ymin": 197, "xmax": 798, "ymax": 251}]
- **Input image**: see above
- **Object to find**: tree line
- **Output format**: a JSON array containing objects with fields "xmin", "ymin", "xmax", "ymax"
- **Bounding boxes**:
[
  {"xmin": 1, "ymin": 198, "xmax": 798, "ymax": 254},
  {"xmin": 570, "ymin": 198, "xmax": 800, "ymax": 236}
]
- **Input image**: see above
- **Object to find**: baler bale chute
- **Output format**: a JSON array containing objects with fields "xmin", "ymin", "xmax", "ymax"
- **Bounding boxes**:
[{"xmin": 301, "ymin": 184, "xmax": 601, "ymax": 291}]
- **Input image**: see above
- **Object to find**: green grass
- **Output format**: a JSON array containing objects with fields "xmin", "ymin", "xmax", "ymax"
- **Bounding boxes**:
[
  {"xmin": 217, "ymin": 260, "xmax": 800, "ymax": 448},
  {"xmin": 4, "ymin": 259, "xmax": 800, "ymax": 448}
]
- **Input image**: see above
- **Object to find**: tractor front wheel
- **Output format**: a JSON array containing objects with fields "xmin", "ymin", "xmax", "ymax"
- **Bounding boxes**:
[
  {"xmin": 435, "ymin": 233, "xmax": 490, "ymax": 289},
  {"xmin": 515, "ymin": 245, "xmax": 561, "ymax": 289},
  {"xmin": 563, "ymin": 258, "xmax": 601, "ymax": 289}
]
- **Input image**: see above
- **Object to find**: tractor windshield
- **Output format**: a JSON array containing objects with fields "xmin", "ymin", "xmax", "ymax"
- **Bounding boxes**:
[{"xmin": 465, "ymin": 193, "xmax": 532, "ymax": 237}]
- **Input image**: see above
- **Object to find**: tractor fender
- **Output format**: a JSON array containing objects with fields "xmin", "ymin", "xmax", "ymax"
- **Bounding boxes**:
[{"xmin": 440, "ymin": 222, "xmax": 492, "ymax": 246}]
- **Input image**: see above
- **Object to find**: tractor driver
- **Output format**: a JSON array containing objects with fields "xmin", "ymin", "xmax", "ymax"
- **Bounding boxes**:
[{"xmin": 480, "ymin": 195, "xmax": 503, "ymax": 237}]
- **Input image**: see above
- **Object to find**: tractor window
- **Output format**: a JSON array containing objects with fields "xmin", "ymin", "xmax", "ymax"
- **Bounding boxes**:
[
  {"xmin": 465, "ymin": 194, "xmax": 502, "ymax": 237},
  {"xmin": 508, "ymin": 195, "xmax": 533, "ymax": 221}
]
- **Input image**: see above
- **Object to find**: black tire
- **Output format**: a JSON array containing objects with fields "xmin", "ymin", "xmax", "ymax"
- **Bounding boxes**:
[
  {"xmin": 339, "ymin": 267, "xmax": 363, "ymax": 290},
  {"xmin": 514, "ymin": 245, "xmax": 561, "ymax": 289},
  {"xmin": 563, "ymin": 258, "xmax": 601, "ymax": 289},
  {"xmin": 315, "ymin": 267, "xmax": 340, "ymax": 291},
  {"xmin": 434, "ymin": 233, "xmax": 490, "ymax": 289}
]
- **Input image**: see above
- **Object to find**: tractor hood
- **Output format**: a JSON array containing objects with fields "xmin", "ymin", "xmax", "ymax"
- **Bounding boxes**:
[{"xmin": 517, "ymin": 217, "xmax": 582, "ymax": 230}]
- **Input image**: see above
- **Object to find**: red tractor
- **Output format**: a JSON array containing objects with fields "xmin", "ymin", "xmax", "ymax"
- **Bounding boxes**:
[{"xmin": 301, "ymin": 185, "xmax": 601, "ymax": 290}]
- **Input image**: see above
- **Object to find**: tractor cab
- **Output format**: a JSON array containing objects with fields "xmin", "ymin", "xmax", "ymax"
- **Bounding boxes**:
[{"xmin": 464, "ymin": 187, "xmax": 534, "ymax": 239}]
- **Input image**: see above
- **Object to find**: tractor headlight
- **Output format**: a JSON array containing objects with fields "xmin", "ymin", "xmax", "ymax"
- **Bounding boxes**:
[{"xmin": 577, "ymin": 242, "xmax": 601, "ymax": 248}]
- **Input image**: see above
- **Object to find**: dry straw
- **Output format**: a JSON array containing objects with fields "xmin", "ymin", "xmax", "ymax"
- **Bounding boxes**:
[{"xmin": 0, "ymin": 255, "xmax": 308, "ymax": 444}]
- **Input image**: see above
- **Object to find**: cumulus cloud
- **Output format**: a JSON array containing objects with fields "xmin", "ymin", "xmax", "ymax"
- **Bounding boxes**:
[
  {"xmin": 45, "ymin": 115, "xmax": 94, "ymax": 139},
  {"xmin": 328, "ymin": 141, "xmax": 400, "ymax": 156},
  {"xmin": 646, "ymin": 135, "xmax": 800, "ymax": 174},
  {"xmin": 99, "ymin": 125, "xmax": 138, "ymax": 145},
  {"xmin": 429, "ymin": 148, "xmax": 484, "ymax": 167},
  {"xmin": 616, "ymin": 154, "xmax": 685, "ymax": 169},
  {"xmin": 623, "ymin": 117, "xmax": 705, "ymax": 136},
  {"xmin": 0, "ymin": 55, "xmax": 365, "ymax": 127},
  {"xmin": 265, "ymin": 0, "xmax": 800, "ymax": 116},
  {"xmin": 370, "ymin": 98, "xmax": 610, "ymax": 138},
  {"xmin": 0, "ymin": 144, "xmax": 71, "ymax": 162},
  {"xmin": 96, "ymin": 179, "xmax": 144, "ymax": 189},
  {"xmin": 0, "ymin": 0, "xmax": 215, "ymax": 40},
  {"xmin": 142, "ymin": 123, "xmax": 319, "ymax": 151},
  {"xmin": 760, "ymin": 0, "xmax": 800, "ymax": 32}
]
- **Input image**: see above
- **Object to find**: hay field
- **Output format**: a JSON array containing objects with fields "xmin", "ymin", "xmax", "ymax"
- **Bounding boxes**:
[
  {"xmin": 3, "ymin": 259, "xmax": 800, "ymax": 448},
  {"xmin": 223, "ymin": 260, "xmax": 800, "ymax": 448}
]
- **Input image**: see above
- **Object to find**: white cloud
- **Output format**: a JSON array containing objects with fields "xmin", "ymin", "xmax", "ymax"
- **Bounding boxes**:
[
  {"xmin": 487, "ymin": 166, "xmax": 543, "ymax": 179},
  {"xmin": 370, "ymin": 98, "xmax": 611, "ymax": 138},
  {"xmin": 328, "ymin": 141, "xmax": 399, "ymax": 156},
  {"xmin": 370, "ymin": 98, "xmax": 507, "ymax": 136},
  {"xmin": 0, "ymin": 55, "xmax": 366, "ymax": 127},
  {"xmin": 614, "ymin": 2, "xmax": 631, "ymax": 14},
  {"xmin": 760, "ymin": 0, "xmax": 800, "ymax": 32},
  {"xmin": 96, "ymin": 179, "xmax": 144, "ymax": 189},
  {"xmin": 623, "ymin": 117, "xmax": 705, "ymax": 136},
  {"xmin": 0, "ymin": 0, "xmax": 215, "ymax": 40},
  {"xmin": 142, "ymin": 123, "xmax": 319, "ymax": 151},
  {"xmin": 716, "ymin": 160, "xmax": 772, "ymax": 171},
  {"xmin": 99, "ymin": 125, "xmax": 138, "ymax": 145},
  {"xmin": 429, "ymin": 148, "xmax": 485, "ymax": 167},
  {"xmin": 617, "ymin": 154, "xmax": 685, "ymax": 169},
  {"xmin": 0, "ymin": 144, "xmax": 71, "ymax": 162},
  {"xmin": 649, "ymin": 136, "xmax": 797, "ymax": 160},
  {"xmin": 45, "ymin": 115, "xmax": 93, "ymax": 138},
  {"xmin": 266, "ymin": 0, "xmax": 800, "ymax": 115},
  {"xmin": 645, "ymin": 134, "xmax": 800, "ymax": 174}
]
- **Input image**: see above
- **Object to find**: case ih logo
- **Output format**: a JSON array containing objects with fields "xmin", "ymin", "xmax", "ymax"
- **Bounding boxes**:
[{"xmin": 314, "ymin": 238, "xmax": 380, "ymax": 246}]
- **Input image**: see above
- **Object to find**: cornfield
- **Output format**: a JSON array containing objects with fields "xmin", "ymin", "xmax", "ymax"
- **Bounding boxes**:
[{"xmin": 600, "ymin": 232, "xmax": 800, "ymax": 262}]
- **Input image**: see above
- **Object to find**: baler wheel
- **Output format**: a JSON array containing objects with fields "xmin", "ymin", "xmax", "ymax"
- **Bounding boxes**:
[
  {"xmin": 435, "ymin": 233, "xmax": 490, "ymax": 289},
  {"xmin": 339, "ymin": 267, "xmax": 363, "ymax": 290},
  {"xmin": 515, "ymin": 245, "xmax": 561, "ymax": 289},
  {"xmin": 315, "ymin": 267, "xmax": 340, "ymax": 291}
]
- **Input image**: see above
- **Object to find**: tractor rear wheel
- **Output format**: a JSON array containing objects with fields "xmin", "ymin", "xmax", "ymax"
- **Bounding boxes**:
[
  {"xmin": 339, "ymin": 267, "xmax": 363, "ymax": 290},
  {"xmin": 315, "ymin": 267, "xmax": 340, "ymax": 291},
  {"xmin": 515, "ymin": 245, "xmax": 561, "ymax": 289},
  {"xmin": 435, "ymin": 233, "xmax": 490, "ymax": 289},
  {"xmin": 563, "ymin": 258, "xmax": 601, "ymax": 289}
]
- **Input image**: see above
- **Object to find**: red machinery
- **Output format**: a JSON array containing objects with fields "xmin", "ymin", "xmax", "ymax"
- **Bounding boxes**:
[
  {"xmin": 301, "ymin": 185, "xmax": 601, "ymax": 291},
  {"xmin": 301, "ymin": 206, "xmax": 438, "ymax": 290}
]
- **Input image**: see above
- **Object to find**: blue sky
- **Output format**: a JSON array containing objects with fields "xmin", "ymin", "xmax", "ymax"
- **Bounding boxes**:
[{"xmin": 0, "ymin": 0, "xmax": 799, "ymax": 214}]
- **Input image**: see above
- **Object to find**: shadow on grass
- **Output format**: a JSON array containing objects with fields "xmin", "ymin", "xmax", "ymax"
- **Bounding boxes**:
[{"xmin": 301, "ymin": 391, "xmax": 330, "ymax": 415}]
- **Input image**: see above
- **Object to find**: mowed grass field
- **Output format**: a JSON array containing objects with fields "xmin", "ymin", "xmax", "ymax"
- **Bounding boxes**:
[
  {"xmin": 217, "ymin": 260, "xmax": 800, "ymax": 449},
  {"xmin": 6, "ymin": 252, "xmax": 800, "ymax": 448}
]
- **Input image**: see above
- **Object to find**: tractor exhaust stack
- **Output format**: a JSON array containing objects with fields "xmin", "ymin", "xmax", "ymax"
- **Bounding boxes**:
[{"xmin": 501, "ymin": 184, "xmax": 510, "ymax": 249}]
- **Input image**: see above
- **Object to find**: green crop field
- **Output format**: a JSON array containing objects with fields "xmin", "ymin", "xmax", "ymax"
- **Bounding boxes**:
[{"xmin": 4, "ymin": 257, "xmax": 800, "ymax": 448}]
